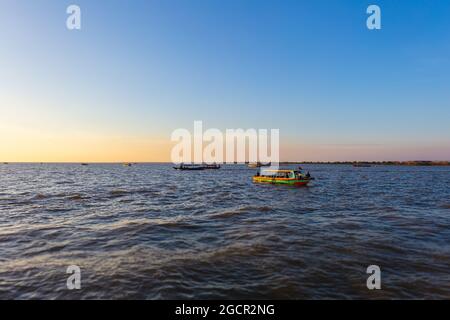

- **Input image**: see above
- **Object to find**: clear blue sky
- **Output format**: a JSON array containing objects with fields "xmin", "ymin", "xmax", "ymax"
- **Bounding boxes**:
[{"xmin": 1, "ymin": 0, "xmax": 449, "ymax": 161}]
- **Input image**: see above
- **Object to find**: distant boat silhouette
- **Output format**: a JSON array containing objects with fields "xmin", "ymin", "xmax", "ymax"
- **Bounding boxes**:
[
  {"xmin": 248, "ymin": 162, "xmax": 271, "ymax": 168},
  {"xmin": 81, "ymin": 163, "xmax": 89, "ymax": 166},
  {"xmin": 173, "ymin": 164, "xmax": 205, "ymax": 171}
]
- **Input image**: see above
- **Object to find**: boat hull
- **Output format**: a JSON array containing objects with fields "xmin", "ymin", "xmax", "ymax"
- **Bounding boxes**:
[
  {"xmin": 173, "ymin": 166, "xmax": 205, "ymax": 171},
  {"xmin": 252, "ymin": 176, "xmax": 310, "ymax": 186},
  {"xmin": 204, "ymin": 165, "xmax": 221, "ymax": 169}
]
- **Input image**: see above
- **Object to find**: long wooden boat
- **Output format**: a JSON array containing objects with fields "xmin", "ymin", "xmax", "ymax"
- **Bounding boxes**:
[{"xmin": 173, "ymin": 164, "xmax": 205, "ymax": 171}]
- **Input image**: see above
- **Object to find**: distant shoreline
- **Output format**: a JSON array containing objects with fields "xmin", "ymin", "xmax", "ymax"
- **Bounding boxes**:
[
  {"xmin": 280, "ymin": 161, "xmax": 450, "ymax": 166},
  {"xmin": 2, "ymin": 161, "xmax": 450, "ymax": 166}
]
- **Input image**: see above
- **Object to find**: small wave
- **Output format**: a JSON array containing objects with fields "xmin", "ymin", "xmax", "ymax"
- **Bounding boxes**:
[
  {"xmin": 98, "ymin": 218, "xmax": 196, "ymax": 235},
  {"xmin": 55, "ymin": 180, "xmax": 74, "ymax": 185},
  {"xmin": 192, "ymin": 190, "xmax": 206, "ymax": 196},
  {"xmin": 0, "ymin": 197, "xmax": 16, "ymax": 202},
  {"xmin": 213, "ymin": 210, "xmax": 246, "ymax": 219},
  {"xmin": 8, "ymin": 199, "xmax": 34, "ymax": 205},
  {"xmin": 134, "ymin": 188, "xmax": 159, "ymax": 196},
  {"xmin": 119, "ymin": 199, "xmax": 134, "ymax": 203},
  {"xmin": 377, "ymin": 206, "xmax": 398, "ymax": 212},
  {"xmin": 32, "ymin": 193, "xmax": 82, "ymax": 201},
  {"xmin": 109, "ymin": 190, "xmax": 129, "ymax": 197},
  {"xmin": 206, "ymin": 242, "xmax": 271, "ymax": 260},
  {"xmin": 238, "ymin": 205, "xmax": 273, "ymax": 213},
  {"xmin": 300, "ymin": 207, "xmax": 318, "ymax": 212},
  {"xmin": 212, "ymin": 205, "xmax": 273, "ymax": 218},
  {"xmin": 33, "ymin": 194, "xmax": 50, "ymax": 200},
  {"xmin": 67, "ymin": 194, "xmax": 84, "ymax": 201},
  {"xmin": 46, "ymin": 208, "xmax": 73, "ymax": 213},
  {"xmin": 108, "ymin": 188, "xmax": 159, "ymax": 198}
]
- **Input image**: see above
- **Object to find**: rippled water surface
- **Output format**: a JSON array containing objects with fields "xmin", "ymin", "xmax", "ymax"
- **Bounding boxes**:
[{"xmin": 0, "ymin": 163, "xmax": 449, "ymax": 299}]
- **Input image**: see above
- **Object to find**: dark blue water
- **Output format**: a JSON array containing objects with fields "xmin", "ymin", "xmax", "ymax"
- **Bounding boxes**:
[{"xmin": 0, "ymin": 163, "xmax": 449, "ymax": 299}]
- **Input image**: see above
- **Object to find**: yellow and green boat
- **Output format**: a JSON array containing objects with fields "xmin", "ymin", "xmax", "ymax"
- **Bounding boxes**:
[{"xmin": 253, "ymin": 169, "xmax": 313, "ymax": 186}]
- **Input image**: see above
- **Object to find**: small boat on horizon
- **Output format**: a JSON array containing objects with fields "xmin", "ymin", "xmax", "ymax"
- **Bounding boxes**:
[
  {"xmin": 173, "ymin": 163, "xmax": 221, "ymax": 170},
  {"xmin": 253, "ymin": 169, "xmax": 314, "ymax": 186},
  {"xmin": 248, "ymin": 162, "xmax": 271, "ymax": 168},
  {"xmin": 123, "ymin": 163, "xmax": 132, "ymax": 167},
  {"xmin": 81, "ymin": 163, "xmax": 89, "ymax": 166}
]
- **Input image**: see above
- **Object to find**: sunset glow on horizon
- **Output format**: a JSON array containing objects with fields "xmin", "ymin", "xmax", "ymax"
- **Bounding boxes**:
[{"xmin": 1, "ymin": 0, "xmax": 450, "ymax": 163}]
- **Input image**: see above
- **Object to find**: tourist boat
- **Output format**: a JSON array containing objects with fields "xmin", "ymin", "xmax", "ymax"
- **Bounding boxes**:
[
  {"xmin": 173, "ymin": 164, "xmax": 205, "ymax": 171},
  {"xmin": 123, "ymin": 163, "xmax": 132, "ymax": 167},
  {"xmin": 253, "ymin": 169, "xmax": 313, "ymax": 186}
]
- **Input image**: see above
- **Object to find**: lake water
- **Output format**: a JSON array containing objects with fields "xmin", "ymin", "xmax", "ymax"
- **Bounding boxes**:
[{"xmin": 0, "ymin": 163, "xmax": 449, "ymax": 299}]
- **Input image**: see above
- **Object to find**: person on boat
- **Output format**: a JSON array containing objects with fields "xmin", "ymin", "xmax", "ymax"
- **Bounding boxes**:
[{"xmin": 306, "ymin": 172, "xmax": 311, "ymax": 179}]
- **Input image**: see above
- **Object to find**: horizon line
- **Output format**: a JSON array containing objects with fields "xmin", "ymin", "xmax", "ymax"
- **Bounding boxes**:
[{"xmin": 2, "ymin": 160, "xmax": 450, "ymax": 164}]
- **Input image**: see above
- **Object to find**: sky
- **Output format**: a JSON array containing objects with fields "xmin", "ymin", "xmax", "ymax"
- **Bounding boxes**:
[{"xmin": 0, "ymin": 0, "xmax": 449, "ymax": 162}]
